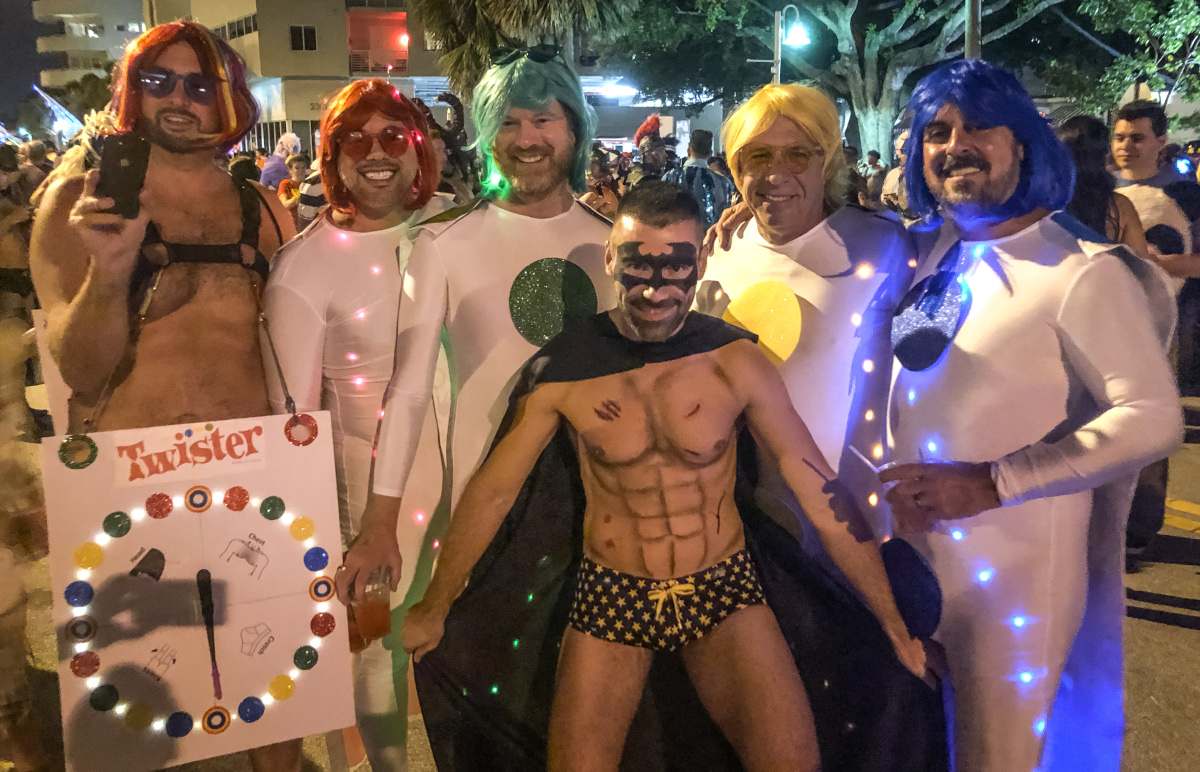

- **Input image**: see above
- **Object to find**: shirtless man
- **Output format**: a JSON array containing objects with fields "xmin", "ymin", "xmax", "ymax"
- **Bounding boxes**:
[
  {"xmin": 31, "ymin": 21, "xmax": 294, "ymax": 433},
  {"xmin": 28, "ymin": 21, "xmax": 298, "ymax": 770},
  {"xmin": 403, "ymin": 181, "xmax": 925, "ymax": 771}
]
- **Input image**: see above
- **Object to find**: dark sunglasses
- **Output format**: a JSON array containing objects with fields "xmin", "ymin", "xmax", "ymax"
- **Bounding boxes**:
[
  {"xmin": 490, "ymin": 43, "xmax": 562, "ymax": 66},
  {"xmin": 339, "ymin": 126, "xmax": 412, "ymax": 161},
  {"xmin": 137, "ymin": 67, "xmax": 220, "ymax": 105},
  {"xmin": 891, "ymin": 242, "xmax": 971, "ymax": 372}
]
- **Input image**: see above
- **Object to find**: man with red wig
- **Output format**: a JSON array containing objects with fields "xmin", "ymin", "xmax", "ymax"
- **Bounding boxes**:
[
  {"xmin": 262, "ymin": 78, "xmax": 449, "ymax": 770},
  {"xmin": 28, "ymin": 20, "xmax": 298, "ymax": 770}
]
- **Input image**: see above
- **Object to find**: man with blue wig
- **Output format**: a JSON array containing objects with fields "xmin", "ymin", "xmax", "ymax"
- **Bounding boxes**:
[
  {"xmin": 336, "ymin": 41, "xmax": 614, "ymax": 741},
  {"xmin": 880, "ymin": 59, "xmax": 1181, "ymax": 771}
]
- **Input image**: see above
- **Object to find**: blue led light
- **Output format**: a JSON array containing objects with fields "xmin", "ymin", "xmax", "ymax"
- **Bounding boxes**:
[
  {"xmin": 906, "ymin": 388, "xmax": 917, "ymax": 404},
  {"xmin": 950, "ymin": 528, "xmax": 965, "ymax": 541},
  {"xmin": 1010, "ymin": 615, "xmax": 1027, "ymax": 628},
  {"xmin": 976, "ymin": 567, "xmax": 995, "ymax": 584},
  {"xmin": 1034, "ymin": 717, "xmax": 1046, "ymax": 736},
  {"xmin": 925, "ymin": 440, "xmax": 938, "ymax": 454},
  {"xmin": 1018, "ymin": 670, "xmax": 1034, "ymax": 684},
  {"xmin": 972, "ymin": 243, "xmax": 985, "ymax": 258}
]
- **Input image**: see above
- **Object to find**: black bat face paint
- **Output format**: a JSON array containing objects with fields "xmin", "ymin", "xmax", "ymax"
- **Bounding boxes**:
[{"xmin": 615, "ymin": 241, "xmax": 698, "ymax": 294}]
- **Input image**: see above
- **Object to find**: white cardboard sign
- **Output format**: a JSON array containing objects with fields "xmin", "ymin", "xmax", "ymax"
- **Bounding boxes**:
[{"xmin": 41, "ymin": 412, "xmax": 355, "ymax": 771}]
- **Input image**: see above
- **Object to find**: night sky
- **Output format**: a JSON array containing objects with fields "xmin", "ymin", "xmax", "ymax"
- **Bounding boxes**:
[{"xmin": 0, "ymin": 0, "xmax": 41, "ymax": 124}]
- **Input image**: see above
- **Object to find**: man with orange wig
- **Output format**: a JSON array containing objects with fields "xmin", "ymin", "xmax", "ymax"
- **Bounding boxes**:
[
  {"xmin": 262, "ymin": 78, "xmax": 449, "ymax": 770},
  {"xmin": 29, "ymin": 20, "xmax": 298, "ymax": 770}
]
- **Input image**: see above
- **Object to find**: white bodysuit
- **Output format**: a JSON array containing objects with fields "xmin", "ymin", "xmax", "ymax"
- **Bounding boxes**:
[
  {"xmin": 699, "ymin": 206, "xmax": 914, "ymax": 536},
  {"xmin": 373, "ymin": 198, "xmax": 614, "ymax": 548},
  {"xmin": 261, "ymin": 195, "xmax": 451, "ymax": 771},
  {"xmin": 889, "ymin": 213, "xmax": 1181, "ymax": 772}
]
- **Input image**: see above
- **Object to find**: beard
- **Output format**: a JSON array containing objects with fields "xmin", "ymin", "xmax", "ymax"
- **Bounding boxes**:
[
  {"xmin": 494, "ymin": 142, "xmax": 573, "ymax": 201},
  {"xmin": 138, "ymin": 110, "xmax": 218, "ymax": 154},
  {"xmin": 926, "ymin": 150, "xmax": 1021, "ymax": 216}
]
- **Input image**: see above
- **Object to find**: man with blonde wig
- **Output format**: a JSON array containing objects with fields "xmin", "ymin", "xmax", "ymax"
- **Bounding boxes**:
[{"xmin": 698, "ymin": 83, "xmax": 916, "ymax": 545}]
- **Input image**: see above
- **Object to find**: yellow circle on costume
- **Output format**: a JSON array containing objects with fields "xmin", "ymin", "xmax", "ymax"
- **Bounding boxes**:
[
  {"xmin": 73, "ymin": 542, "xmax": 104, "ymax": 569},
  {"xmin": 124, "ymin": 702, "xmax": 153, "ymax": 730},
  {"xmin": 721, "ymin": 280, "xmax": 802, "ymax": 363},
  {"xmin": 289, "ymin": 517, "xmax": 315, "ymax": 541},
  {"xmin": 269, "ymin": 675, "xmax": 296, "ymax": 700}
]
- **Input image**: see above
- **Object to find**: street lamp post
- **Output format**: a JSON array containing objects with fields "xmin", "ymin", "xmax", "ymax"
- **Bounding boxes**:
[{"xmin": 748, "ymin": 5, "xmax": 811, "ymax": 84}]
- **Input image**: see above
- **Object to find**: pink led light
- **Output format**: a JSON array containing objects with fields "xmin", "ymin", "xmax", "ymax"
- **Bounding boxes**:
[
  {"xmin": 355, "ymin": 309, "xmax": 367, "ymax": 320},
  {"xmin": 371, "ymin": 266, "xmax": 382, "ymax": 275},
  {"xmin": 338, "ymin": 232, "xmax": 349, "ymax": 242},
  {"xmin": 413, "ymin": 511, "xmax": 426, "ymax": 524},
  {"xmin": 353, "ymin": 376, "xmax": 365, "ymax": 387},
  {"xmin": 346, "ymin": 352, "xmax": 359, "ymax": 362}
]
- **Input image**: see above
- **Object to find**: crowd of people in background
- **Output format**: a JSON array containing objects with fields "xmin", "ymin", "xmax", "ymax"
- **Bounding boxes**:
[{"xmin": 1, "ymin": 17, "xmax": 1199, "ymax": 772}]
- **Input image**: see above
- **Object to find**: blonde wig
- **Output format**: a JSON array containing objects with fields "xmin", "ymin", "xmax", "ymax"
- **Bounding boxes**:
[{"xmin": 722, "ymin": 84, "xmax": 848, "ymax": 213}]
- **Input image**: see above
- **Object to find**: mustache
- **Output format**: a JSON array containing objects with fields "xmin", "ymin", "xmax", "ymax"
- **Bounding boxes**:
[
  {"xmin": 629, "ymin": 298, "xmax": 682, "ymax": 310},
  {"xmin": 504, "ymin": 145, "xmax": 555, "ymax": 158},
  {"xmin": 937, "ymin": 153, "xmax": 990, "ymax": 176}
]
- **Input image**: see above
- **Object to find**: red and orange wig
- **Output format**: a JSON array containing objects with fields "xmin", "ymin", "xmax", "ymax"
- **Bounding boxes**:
[
  {"xmin": 319, "ymin": 79, "xmax": 437, "ymax": 214},
  {"xmin": 109, "ymin": 21, "xmax": 257, "ymax": 151}
]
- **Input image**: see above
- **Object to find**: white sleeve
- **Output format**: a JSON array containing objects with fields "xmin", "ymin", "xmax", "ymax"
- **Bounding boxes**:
[
  {"xmin": 993, "ymin": 254, "xmax": 1183, "ymax": 504},
  {"xmin": 262, "ymin": 265, "xmax": 326, "ymax": 415},
  {"xmin": 371, "ymin": 232, "xmax": 448, "ymax": 496}
]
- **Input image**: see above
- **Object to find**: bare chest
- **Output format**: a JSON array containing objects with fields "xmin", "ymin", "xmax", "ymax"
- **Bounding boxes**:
[
  {"xmin": 143, "ymin": 184, "xmax": 245, "ymax": 245},
  {"xmin": 567, "ymin": 356, "xmax": 742, "ymax": 469}
]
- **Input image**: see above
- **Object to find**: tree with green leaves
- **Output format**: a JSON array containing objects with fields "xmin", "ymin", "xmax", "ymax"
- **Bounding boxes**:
[
  {"xmin": 1078, "ymin": 0, "xmax": 1200, "ymax": 127},
  {"xmin": 412, "ymin": 0, "xmax": 633, "ymax": 94},
  {"xmin": 602, "ymin": 1, "xmax": 1066, "ymax": 162}
]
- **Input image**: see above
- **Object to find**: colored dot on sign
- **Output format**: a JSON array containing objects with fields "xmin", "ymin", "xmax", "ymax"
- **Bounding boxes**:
[
  {"xmin": 103, "ymin": 511, "xmax": 132, "ymax": 538},
  {"xmin": 269, "ymin": 675, "xmax": 296, "ymax": 701},
  {"xmin": 70, "ymin": 651, "xmax": 100, "ymax": 678},
  {"xmin": 238, "ymin": 697, "xmax": 266, "ymax": 723},
  {"xmin": 205, "ymin": 424, "xmax": 213, "ymax": 431},
  {"xmin": 293, "ymin": 645, "xmax": 319, "ymax": 670},
  {"xmin": 311, "ymin": 612, "xmax": 336, "ymax": 637},
  {"xmin": 124, "ymin": 702, "xmax": 153, "ymax": 730},
  {"xmin": 73, "ymin": 542, "xmax": 104, "ymax": 569},
  {"xmin": 224, "ymin": 486, "xmax": 250, "ymax": 511},
  {"xmin": 89, "ymin": 684, "xmax": 119, "ymax": 712},
  {"xmin": 290, "ymin": 516, "xmax": 315, "ymax": 540},
  {"xmin": 260, "ymin": 496, "xmax": 286, "ymax": 520},
  {"xmin": 303, "ymin": 547, "xmax": 329, "ymax": 572},
  {"xmin": 65, "ymin": 580, "xmax": 94, "ymax": 607},
  {"xmin": 145, "ymin": 492, "xmax": 173, "ymax": 519},
  {"xmin": 184, "ymin": 429, "xmax": 193, "ymax": 437},
  {"xmin": 165, "ymin": 711, "xmax": 194, "ymax": 738}
]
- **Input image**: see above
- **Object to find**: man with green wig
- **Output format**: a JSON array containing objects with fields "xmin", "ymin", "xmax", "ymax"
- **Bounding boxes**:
[{"xmin": 336, "ymin": 44, "xmax": 615, "ymax": 738}]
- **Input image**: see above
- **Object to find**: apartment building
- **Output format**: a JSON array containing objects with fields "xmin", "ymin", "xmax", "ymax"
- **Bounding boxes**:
[
  {"xmin": 33, "ymin": 0, "xmax": 146, "ymax": 88},
  {"xmin": 145, "ymin": 0, "xmax": 444, "ymax": 154}
]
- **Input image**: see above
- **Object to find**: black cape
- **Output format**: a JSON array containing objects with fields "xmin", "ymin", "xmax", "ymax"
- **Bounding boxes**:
[{"xmin": 414, "ymin": 312, "xmax": 948, "ymax": 771}]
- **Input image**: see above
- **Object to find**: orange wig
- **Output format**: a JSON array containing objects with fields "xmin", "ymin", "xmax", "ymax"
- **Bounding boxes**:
[
  {"xmin": 109, "ymin": 21, "xmax": 257, "ymax": 151},
  {"xmin": 318, "ymin": 79, "xmax": 437, "ymax": 214}
]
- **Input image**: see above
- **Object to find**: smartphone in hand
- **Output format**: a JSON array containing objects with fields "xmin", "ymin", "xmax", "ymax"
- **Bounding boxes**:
[{"xmin": 95, "ymin": 133, "xmax": 150, "ymax": 218}]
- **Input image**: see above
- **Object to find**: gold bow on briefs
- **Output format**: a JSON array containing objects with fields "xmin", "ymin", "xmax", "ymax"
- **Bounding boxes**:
[{"xmin": 648, "ymin": 581, "xmax": 696, "ymax": 628}]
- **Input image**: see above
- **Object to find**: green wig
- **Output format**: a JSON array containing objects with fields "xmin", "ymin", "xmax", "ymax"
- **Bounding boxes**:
[{"xmin": 471, "ymin": 55, "xmax": 596, "ymax": 196}]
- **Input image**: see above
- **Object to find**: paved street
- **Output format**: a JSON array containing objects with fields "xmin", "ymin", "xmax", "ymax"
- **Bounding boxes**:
[{"xmin": 11, "ymin": 447, "xmax": 1199, "ymax": 771}]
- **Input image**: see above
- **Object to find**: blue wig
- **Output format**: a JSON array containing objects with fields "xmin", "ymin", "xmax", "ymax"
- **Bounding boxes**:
[
  {"xmin": 903, "ymin": 60, "xmax": 1074, "ymax": 223},
  {"xmin": 471, "ymin": 55, "xmax": 596, "ymax": 196}
]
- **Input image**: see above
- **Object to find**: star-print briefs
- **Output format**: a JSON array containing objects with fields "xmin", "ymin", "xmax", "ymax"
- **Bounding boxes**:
[{"xmin": 568, "ymin": 550, "xmax": 766, "ymax": 652}]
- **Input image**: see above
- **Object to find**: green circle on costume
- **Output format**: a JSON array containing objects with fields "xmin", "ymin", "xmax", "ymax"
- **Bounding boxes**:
[
  {"xmin": 509, "ymin": 258, "xmax": 598, "ymax": 346},
  {"xmin": 103, "ymin": 511, "xmax": 132, "ymax": 538},
  {"xmin": 260, "ymin": 496, "xmax": 286, "ymax": 520}
]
